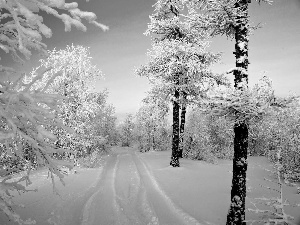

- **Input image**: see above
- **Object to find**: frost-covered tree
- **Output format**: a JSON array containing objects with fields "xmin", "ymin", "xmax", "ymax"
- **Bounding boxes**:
[
  {"xmin": 220, "ymin": 2, "xmax": 251, "ymax": 223},
  {"xmin": 119, "ymin": 114, "xmax": 135, "ymax": 147},
  {"xmin": 183, "ymin": 108, "xmax": 234, "ymax": 162},
  {"xmin": 255, "ymin": 100, "xmax": 300, "ymax": 182},
  {"xmin": 137, "ymin": 0, "xmax": 226, "ymax": 167},
  {"xmin": 0, "ymin": 1, "xmax": 107, "ymax": 223},
  {"xmin": 87, "ymin": 91, "xmax": 118, "ymax": 148},
  {"xmin": 185, "ymin": 76, "xmax": 278, "ymax": 161},
  {"xmin": 27, "ymin": 45, "xmax": 104, "ymax": 157},
  {"xmin": 186, "ymin": 0, "xmax": 272, "ymax": 223},
  {"xmin": 135, "ymin": 91, "xmax": 170, "ymax": 152}
]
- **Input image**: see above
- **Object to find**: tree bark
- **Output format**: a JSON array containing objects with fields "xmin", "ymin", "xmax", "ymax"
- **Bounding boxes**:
[
  {"xmin": 170, "ymin": 74, "xmax": 180, "ymax": 167},
  {"xmin": 226, "ymin": 1, "xmax": 249, "ymax": 224},
  {"xmin": 178, "ymin": 92, "xmax": 187, "ymax": 158},
  {"xmin": 152, "ymin": 124, "xmax": 156, "ymax": 151}
]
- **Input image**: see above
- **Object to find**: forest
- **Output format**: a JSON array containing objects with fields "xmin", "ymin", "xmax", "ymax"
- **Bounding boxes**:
[{"xmin": 0, "ymin": 0, "xmax": 299, "ymax": 225}]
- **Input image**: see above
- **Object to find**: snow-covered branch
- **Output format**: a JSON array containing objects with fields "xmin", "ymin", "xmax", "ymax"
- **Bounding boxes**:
[
  {"xmin": 199, "ymin": 76, "xmax": 298, "ymax": 124},
  {"xmin": 0, "ymin": 0, "xmax": 108, "ymax": 62}
]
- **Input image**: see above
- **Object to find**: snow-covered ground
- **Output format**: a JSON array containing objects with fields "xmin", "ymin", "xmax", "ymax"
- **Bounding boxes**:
[
  {"xmin": 140, "ymin": 150, "xmax": 300, "ymax": 224},
  {"xmin": 1, "ymin": 147, "xmax": 299, "ymax": 225},
  {"xmin": 0, "ymin": 165, "xmax": 104, "ymax": 225}
]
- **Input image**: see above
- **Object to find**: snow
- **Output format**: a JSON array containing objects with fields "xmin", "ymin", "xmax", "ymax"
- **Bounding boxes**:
[
  {"xmin": 70, "ymin": 9, "xmax": 97, "ymax": 22},
  {"xmin": 139, "ymin": 150, "xmax": 232, "ymax": 224},
  {"xmin": 237, "ymin": 41, "xmax": 246, "ymax": 51},
  {"xmin": 47, "ymin": 0, "xmax": 65, "ymax": 8},
  {"xmin": 237, "ymin": 55, "xmax": 247, "ymax": 63},
  {"xmin": 139, "ymin": 151, "xmax": 300, "ymax": 224},
  {"xmin": 0, "ymin": 166, "xmax": 104, "ymax": 225},
  {"xmin": 64, "ymin": 3, "xmax": 78, "ymax": 10},
  {"xmin": 1, "ymin": 148, "xmax": 299, "ymax": 225},
  {"xmin": 38, "ymin": 23, "xmax": 53, "ymax": 38}
]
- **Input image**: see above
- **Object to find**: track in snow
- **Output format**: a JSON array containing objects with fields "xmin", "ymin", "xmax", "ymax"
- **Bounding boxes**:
[
  {"xmin": 82, "ymin": 146, "xmax": 205, "ymax": 225},
  {"xmin": 0, "ymin": 147, "xmax": 206, "ymax": 225}
]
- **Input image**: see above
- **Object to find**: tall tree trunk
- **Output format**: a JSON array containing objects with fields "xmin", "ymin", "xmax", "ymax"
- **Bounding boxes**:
[
  {"xmin": 148, "ymin": 127, "xmax": 151, "ymax": 151},
  {"xmin": 226, "ymin": 1, "xmax": 249, "ymax": 224},
  {"xmin": 152, "ymin": 123, "xmax": 156, "ymax": 151},
  {"xmin": 179, "ymin": 92, "xmax": 187, "ymax": 158},
  {"xmin": 170, "ymin": 74, "xmax": 180, "ymax": 167}
]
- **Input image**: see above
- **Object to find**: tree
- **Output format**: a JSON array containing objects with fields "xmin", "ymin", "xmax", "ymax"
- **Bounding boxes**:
[
  {"xmin": 0, "ymin": 1, "xmax": 107, "ymax": 223},
  {"xmin": 119, "ymin": 114, "xmax": 135, "ymax": 147},
  {"xmin": 178, "ymin": 91, "xmax": 187, "ymax": 158},
  {"xmin": 87, "ymin": 91, "xmax": 118, "ymax": 148},
  {"xmin": 187, "ymin": 0, "xmax": 271, "ymax": 223},
  {"xmin": 253, "ymin": 100, "xmax": 300, "ymax": 182},
  {"xmin": 28, "ymin": 45, "xmax": 104, "ymax": 157},
  {"xmin": 183, "ymin": 75, "xmax": 299, "ymax": 167},
  {"xmin": 182, "ymin": 108, "xmax": 234, "ymax": 162},
  {"xmin": 135, "ymin": 92, "xmax": 170, "ymax": 152},
  {"xmin": 226, "ymin": 2, "xmax": 250, "ymax": 223},
  {"xmin": 137, "ymin": 0, "xmax": 226, "ymax": 167}
]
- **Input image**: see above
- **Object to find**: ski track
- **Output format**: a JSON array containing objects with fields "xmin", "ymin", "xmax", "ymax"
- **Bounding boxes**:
[
  {"xmin": 80, "ymin": 153, "xmax": 119, "ymax": 225},
  {"xmin": 82, "ymin": 149, "xmax": 160, "ymax": 225},
  {"xmin": 133, "ymin": 152, "xmax": 208, "ymax": 225},
  {"xmin": 81, "ymin": 147, "xmax": 209, "ymax": 225},
  {"xmin": 114, "ymin": 153, "xmax": 159, "ymax": 225},
  {"xmin": 1, "ymin": 147, "xmax": 210, "ymax": 225},
  {"xmin": 79, "ymin": 146, "xmax": 207, "ymax": 225}
]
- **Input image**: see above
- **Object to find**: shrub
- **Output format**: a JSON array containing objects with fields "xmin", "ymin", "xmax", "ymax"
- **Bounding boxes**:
[
  {"xmin": 183, "ymin": 101, "xmax": 300, "ymax": 180},
  {"xmin": 182, "ymin": 109, "xmax": 233, "ymax": 163}
]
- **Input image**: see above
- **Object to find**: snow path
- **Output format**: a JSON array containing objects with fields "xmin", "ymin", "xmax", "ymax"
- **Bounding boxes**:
[
  {"xmin": 2, "ymin": 147, "xmax": 205, "ymax": 225},
  {"xmin": 82, "ymin": 146, "xmax": 203, "ymax": 225},
  {"xmin": 80, "ymin": 151, "xmax": 119, "ymax": 225}
]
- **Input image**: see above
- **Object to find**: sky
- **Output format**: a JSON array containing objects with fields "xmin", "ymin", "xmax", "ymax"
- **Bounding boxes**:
[{"xmin": 1, "ymin": 0, "xmax": 300, "ymax": 121}]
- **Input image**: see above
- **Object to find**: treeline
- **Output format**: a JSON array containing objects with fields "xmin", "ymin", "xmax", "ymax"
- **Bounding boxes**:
[
  {"xmin": 183, "ymin": 103, "xmax": 300, "ymax": 182},
  {"xmin": 126, "ymin": 96, "xmax": 300, "ymax": 182},
  {"xmin": 116, "ymin": 111, "xmax": 170, "ymax": 152}
]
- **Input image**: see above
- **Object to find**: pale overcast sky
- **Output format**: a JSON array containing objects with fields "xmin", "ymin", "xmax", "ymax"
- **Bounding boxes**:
[{"xmin": 1, "ymin": 0, "xmax": 300, "ymax": 120}]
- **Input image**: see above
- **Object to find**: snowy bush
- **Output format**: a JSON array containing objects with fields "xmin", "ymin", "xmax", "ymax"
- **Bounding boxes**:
[
  {"xmin": 118, "ymin": 114, "xmax": 135, "ymax": 147},
  {"xmin": 184, "ymin": 76, "xmax": 299, "ymax": 169},
  {"xmin": 85, "ymin": 92, "xmax": 119, "ymax": 148},
  {"xmin": 135, "ymin": 101, "xmax": 171, "ymax": 152},
  {"xmin": 77, "ymin": 137, "xmax": 110, "ymax": 168},
  {"xmin": 182, "ymin": 109, "xmax": 273, "ymax": 162},
  {"xmin": 182, "ymin": 108, "xmax": 233, "ymax": 162},
  {"xmin": 260, "ymin": 104, "xmax": 300, "ymax": 182}
]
